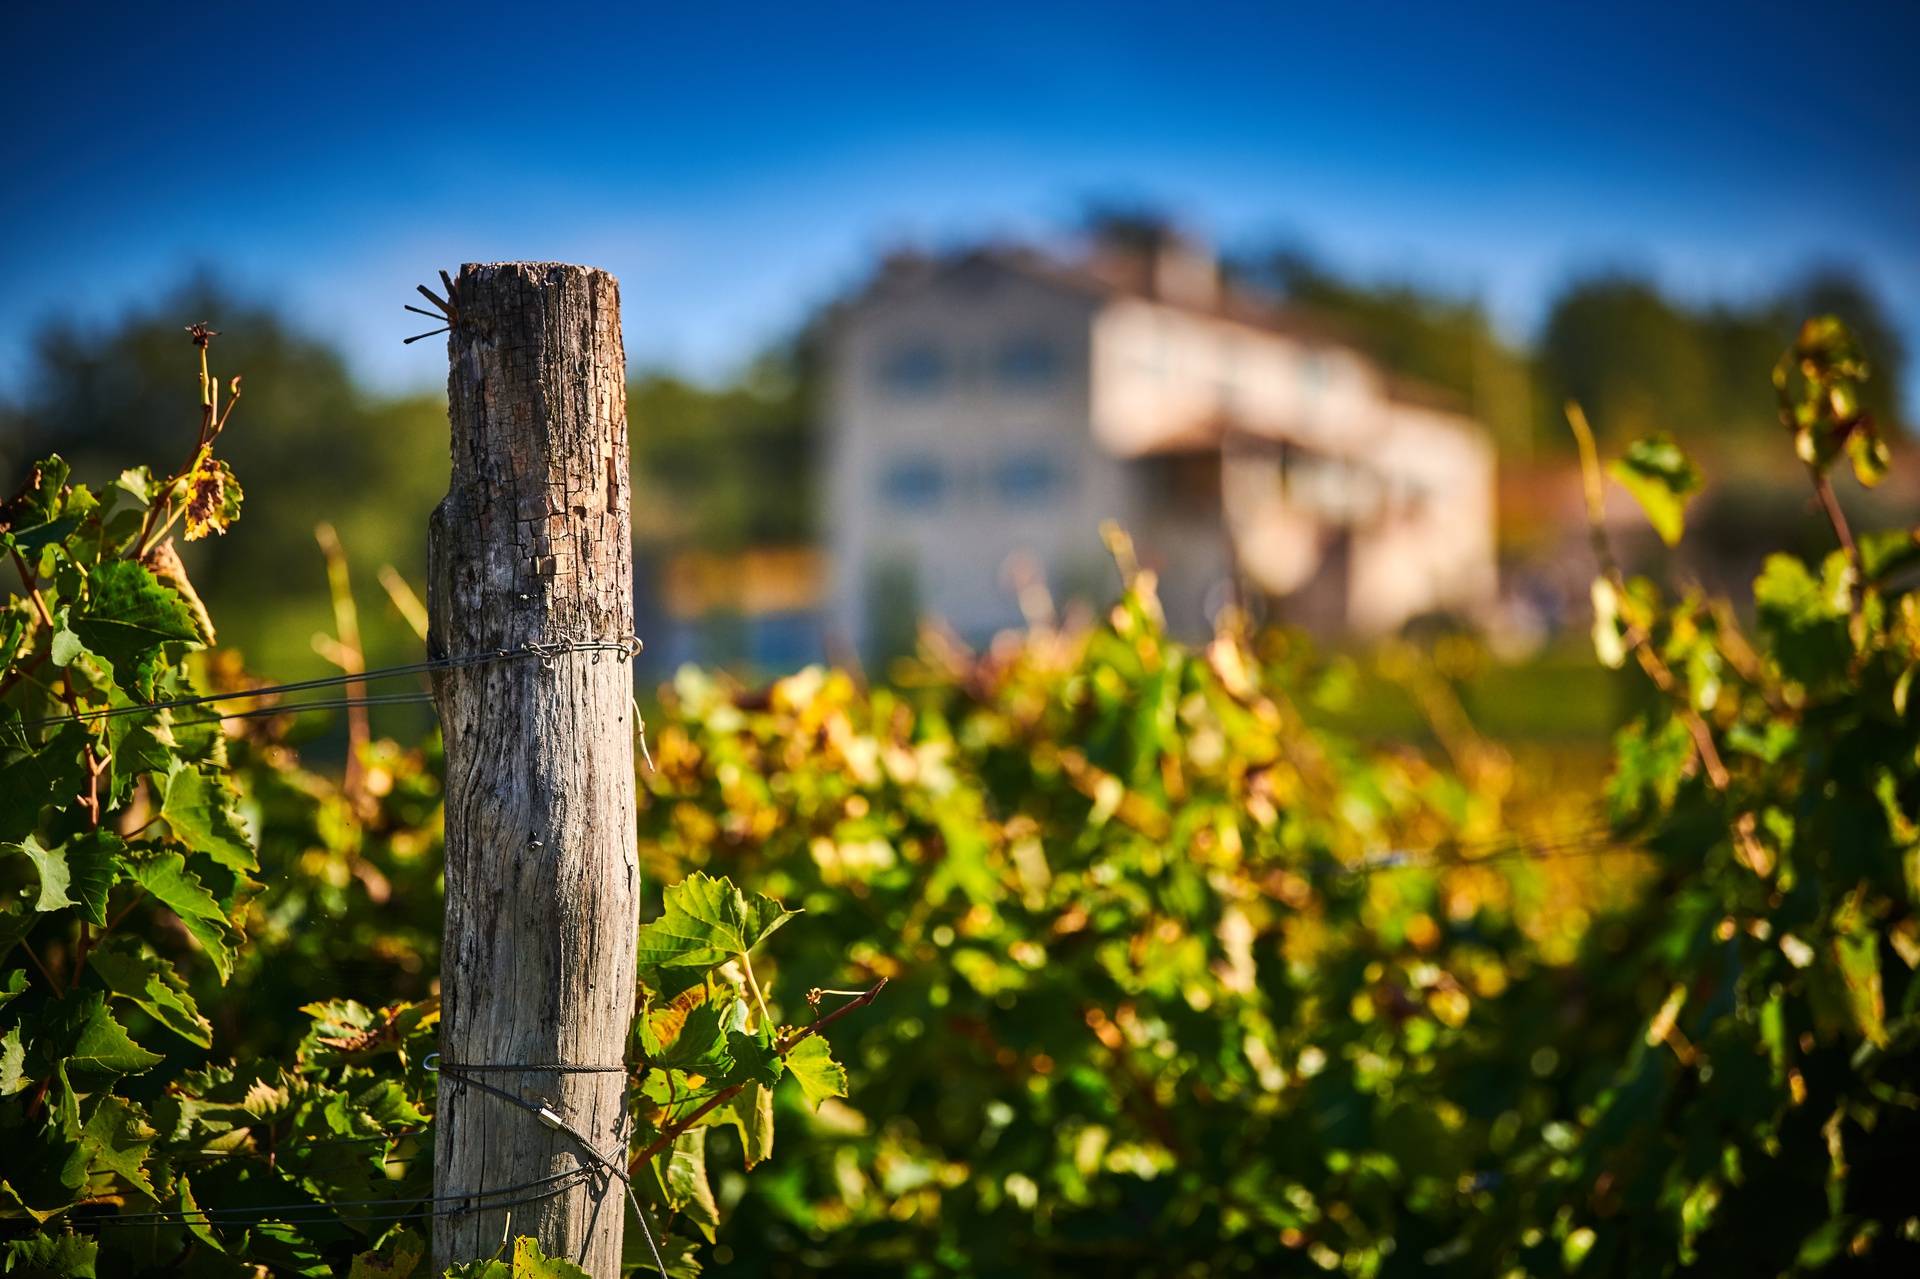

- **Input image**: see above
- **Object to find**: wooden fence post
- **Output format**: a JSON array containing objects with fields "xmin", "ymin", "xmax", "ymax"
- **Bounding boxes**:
[{"xmin": 428, "ymin": 262, "xmax": 639, "ymax": 1275}]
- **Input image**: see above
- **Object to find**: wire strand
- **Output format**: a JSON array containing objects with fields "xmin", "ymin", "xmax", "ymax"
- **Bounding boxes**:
[
  {"xmin": 431, "ymin": 1057, "xmax": 669, "ymax": 1279},
  {"xmin": 94, "ymin": 1165, "xmax": 593, "ymax": 1230},
  {"xmin": 18, "ymin": 637, "xmax": 639, "ymax": 730},
  {"xmin": 168, "ymin": 692, "xmax": 439, "ymax": 730}
]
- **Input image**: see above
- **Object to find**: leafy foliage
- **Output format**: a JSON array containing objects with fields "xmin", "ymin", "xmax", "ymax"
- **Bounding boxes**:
[
  {"xmin": 0, "ymin": 336, "xmax": 842, "ymax": 1277},
  {"xmin": 0, "ymin": 334, "xmax": 452, "ymax": 1274},
  {"xmin": 7, "ymin": 313, "xmax": 1916, "ymax": 1277},
  {"xmin": 1608, "ymin": 433, "xmax": 1701, "ymax": 546},
  {"xmin": 629, "ymin": 321, "xmax": 1917, "ymax": 1275},
  {"xmin": 637, "ymin": 576, "xmax": 1607, "ymax": 1275},
  {"xmin": 1544, "ymin": 318, "xmax": 1920, "ymax": 1274}
]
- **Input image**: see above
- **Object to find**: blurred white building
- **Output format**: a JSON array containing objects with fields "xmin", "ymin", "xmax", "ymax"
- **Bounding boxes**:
[{"xmin": 823, "ymin": 235, "xmax": 1497, "ymax": 657}]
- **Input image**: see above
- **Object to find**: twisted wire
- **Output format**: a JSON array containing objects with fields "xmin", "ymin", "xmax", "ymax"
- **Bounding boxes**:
[
  {"xmin": 17, "ymin": 636, "xmax": 640, "ymax": 730},
  {"xmin": 430, "ymin": 1056, "xmax": 670, "ymax": 1279},
  {"xmin": 92, "ymin": 1165, "xmax": 593, "ymax": 1230}
]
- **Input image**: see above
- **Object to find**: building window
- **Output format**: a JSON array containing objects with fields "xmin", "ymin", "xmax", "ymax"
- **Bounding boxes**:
[
  {"xmin": 994, "ymin": 451, "xmax": 1064, "ymax": 504},
  {"xmin": 878, "ymin": 342, "xmax": 947, "ymax": 397},
  {"xmin": 1138, "ymin": 452, "xmax": 1220, "ymax": 516},
  {"xmin": 880, "ymin": 456, "xmax": 946, "ymax": 510},
  {"xmin": 995, "ymin": 336, "xmax": 1058, "ymax": 389}
]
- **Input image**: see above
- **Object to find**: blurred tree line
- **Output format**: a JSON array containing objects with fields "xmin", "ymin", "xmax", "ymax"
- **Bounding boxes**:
[
  {"xmin": 0, "ymin": 252, "xmax": 1903, "ymax": 693},
  {"xmin": 1231, "ymin": 249, "xmax": 1906, "ymax": 460}
]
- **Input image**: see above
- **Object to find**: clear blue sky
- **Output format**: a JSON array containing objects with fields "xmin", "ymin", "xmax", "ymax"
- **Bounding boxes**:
[{"xmin": 3, "ymin": 1, "xmax": 1915, "ymax": 398}]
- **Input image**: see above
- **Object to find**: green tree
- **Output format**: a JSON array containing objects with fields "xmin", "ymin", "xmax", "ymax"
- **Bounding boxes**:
[
  {"xmin": 1539, "ymin": 270, "xmax": 1906, "ymax": 456},
  {"xmin": 628, "ymin": 345, "xmax": 816, "ymax": 556},
  {"xmin": 1540, "ymin": 276, "xmax": 1716, "ymax": 449}
]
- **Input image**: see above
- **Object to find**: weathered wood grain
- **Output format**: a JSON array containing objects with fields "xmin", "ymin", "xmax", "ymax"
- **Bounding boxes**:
[{"xmin": 428, "ymin": 262, "xmax": 638, "ymax": 1275}]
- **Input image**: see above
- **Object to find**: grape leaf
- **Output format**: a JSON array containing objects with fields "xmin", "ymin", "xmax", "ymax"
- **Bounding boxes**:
[
  {"xmin": 65, "ymin": 1093, "xmax": 157, "ymax": 1197},
  {"xmin": 183, "ymin": 451, "xmax": 244, "ymax": 541},
  {"xmin": 0, "ymin": 457, "xmax": 84, "ymax": 559},
  {"xmin": 4, "ymin": 837, "xmax": 72, "ymax": 912},
  {"xmin": 0, "ymin": 1024, "xmax": 25, "ymax": 1098},
  {"xmin": 105, "ymin": 713, "xmax": 177, "ymax": 808},
  {"xmin": 715, "ymin": 1080, "xmax": 775, "ymax": 1169},
  {"xmin": 656, "ymin": 1127, "xmax": 721, "ymax": 1243},
  {"xmin": 64, "ymin": 830, "xmax": 119, "ymax": 926},
  {"xmin": 1754, "ymin": 553, "xmax": 1853, "ymax": 690},
  {"xmin": 445, "ymin": 1235, "xmax": 592, "ymax": 1278},
  {"xmin": 49, "ymin": 628, "xmax": 86, "ymax": 668},
  {"xmin": 784, "ymin": 1034, "xmax": 848, "ymax": 1110},
  {"xmin": 160, "ymin": 758, "xmax": 257, "ymax": 872},
  {"xmin": 647, "ymin": 999, "xmax": 736, "ymax": 1074},
  {"xmin": 508, "ymin": 1236, "xmax": 593, "ymax": 1279},
  {"xmin": 719, "ymin": 1030, "xmax": 784, "ymax": 1088},
  {"xmin": 127, "ymin": 851, "xmax": 235, "ymax": 981},
  {"xmin": 87, "ymin": 934, "xmax": 211, "ymax": 1048},
  {"xmin": 1, "ymin": 1234, "xmax": 99, "ymax": 1278},
  {"xmin": 635, "ymin": 871, "xmax": 798, "ymax": 973},
  {"xmin": 71, "ymin": 560, "xmax": 200, "ymax": 697},
  {"xmin": 0, "ymin": 720, "xmax": 89, "ymax": 845},
  {"xmin": 1828, "ymin": 899, "xmax": 1887, "ymax": 1048},
  {"xmin": 346, "ymin": 1227, "xmax": 423, "ymax": 1278},
  {"xmin": 27, "ymin": 991, "xmax": 163, "ymax": 1083},
  {"xmin": 1609, "ymin": 432, "xmax": 1701, "ymax": 546}
]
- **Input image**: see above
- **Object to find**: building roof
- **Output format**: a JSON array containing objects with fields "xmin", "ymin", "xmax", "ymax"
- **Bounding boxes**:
[
  {"xmin": 844, "ymin": 241, "xmax": 1471, "ymax": 415},
  {"xmin": 854, "ymin": 243, "xmax": 1348, "ymax": 342}
]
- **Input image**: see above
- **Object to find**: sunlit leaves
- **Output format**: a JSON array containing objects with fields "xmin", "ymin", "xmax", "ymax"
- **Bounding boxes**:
[
  {"xmin": 657, "ymin": 1128, "xmax": 721, "ymax": 1242},
  {"xmin": 714, "ymin": 1081, "xmax": 775, "ymax": 1169},
  {"xmin": 0, "ymin": 369, "xmax": 337, "ymax": 1261},
  {"xmin": 1, "ymin": 1234, "xmax": 98, "ymax": 1278},
  {"xmin": 70, "ymin": 560, "xmax": 201, "ymax": 697},
  {"xmin": 1823, "ymin": 892, "xmax": 1886, "ymax": 1048},
  {"xmin": 67, "ymin": 1094, "xmax": 158, "ymax": 1198},
  {"xmin": 1773, "ymin": 315, "xmax": 1890, "ymax": 487},
  {"xmin": 4, "ymin": 837, "xmax": 74, "ymax": 913},
  {"xmin": 1609, "ymin": 432, "xmax": 1701, "ymax": 545},
  {"xmin": 0, "ymin": 719, "xmax": 87, "ymax": 845},
  {"xmin": 0, "ymin": 456, "xmax": 87, "ymax": 563},
  {"xmin": 1754, "ymin": 553, "xmax": 1853, "ymax": 691},
  {"xmin": 182, "ymin": 449, "xmax": 243, "ymax": 541},
  {"xmin": 63, "ymin": 831, "xmax": 119, "ymax": 926},
  {"xmin": 297, "ymin": 997, "xmax": 439, "ymax": 1067},
  {"xmin": 127, "ymin": 850, "xmax": 236, "ymax": 981},
  {"xmin": 345, "ymin": 1228, "xmax": 424, "ymax": 1278},
  {"xmin": 159, "ymin": 758, "xmax": 257, "ymax": 872},
  {"xmin": 1605, "ymin": 716, "xmax": 1694, "ymax": 822},
  {"xmin": 444, "ymin": 1235, "xmax": 592, "ymax": 1279},
  {"xmin": 784, "ymin": 1035, "xmax": 847, "ymax": 1110},
  {"xmin": 646, "ymin": 998, "xmax": 737, "ymax": 1074},
  {"xmin": 634, "ymin": 871, "xmax": 799, "ymax": 974}
]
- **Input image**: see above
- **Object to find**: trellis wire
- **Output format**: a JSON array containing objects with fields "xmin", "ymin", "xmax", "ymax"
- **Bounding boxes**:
[
  {"xmin": 167, "ymin": 691, "xmax": 439, "ymax": 730},
  {"xmin": 429, "ymin": 1055, "xmax": 670, "ymax": 1279},
  {"xmin": 93, "ymin": 1165, "xmax": 594, "ymax": 1230},
  {"xmin": 17, "ymin": 636, "xmax": 640, "ymax": 731}
]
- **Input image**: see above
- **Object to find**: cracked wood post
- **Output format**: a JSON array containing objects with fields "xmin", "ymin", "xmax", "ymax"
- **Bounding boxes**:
[{"xmin": 428, "ymin": 262, "xmax": 638, "ymax": 1275}]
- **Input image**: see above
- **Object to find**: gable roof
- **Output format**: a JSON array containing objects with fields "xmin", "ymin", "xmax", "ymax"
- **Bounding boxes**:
[{"xmin": 847, "ymin": 243, "xmax": 1357, "ymax": 346}]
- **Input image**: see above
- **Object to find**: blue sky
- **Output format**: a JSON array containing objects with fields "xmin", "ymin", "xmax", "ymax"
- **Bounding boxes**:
[{"xmin": 3, "ymin": 1, "xmax": 1916, "ymax": 398}]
